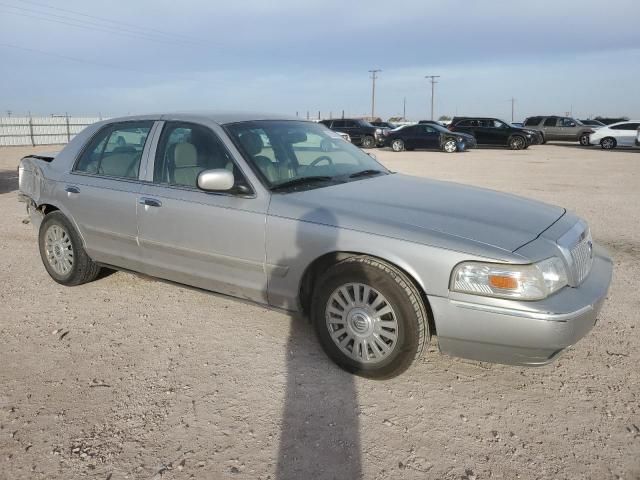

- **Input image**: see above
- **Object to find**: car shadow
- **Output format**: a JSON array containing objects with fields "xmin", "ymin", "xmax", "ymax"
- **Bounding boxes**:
[
  {"xmin": 274, "ymin": 208, "xmax": 362, "ymax": 480},
  {"xmin": 545, "ymin": 142, "xmax": 640, "ymax": 153},
  {"xmin": 0, "ymin": 169, "xmax": 19, "ymax": 194}
]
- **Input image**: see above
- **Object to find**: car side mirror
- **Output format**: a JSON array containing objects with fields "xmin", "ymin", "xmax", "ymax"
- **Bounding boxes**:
[{"xmin": 197, "ymin": 169, "xmax": 234, "ymax": 192}]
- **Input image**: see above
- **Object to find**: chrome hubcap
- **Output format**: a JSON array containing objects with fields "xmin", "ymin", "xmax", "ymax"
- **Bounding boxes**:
[
  {"xmin": 326, "ymin": 283, "xmax": 399, "ymax": 364},
  {"xmin": 444, "ymin": 140, "xmax": 456, "ymax": 152},
  {"xmin": 44, "ymin": 224, "xmax": 74, "ymax": 275},
  {"xmin": 392, "ymin": 140, "xmax": 403, "ymax": 151}
]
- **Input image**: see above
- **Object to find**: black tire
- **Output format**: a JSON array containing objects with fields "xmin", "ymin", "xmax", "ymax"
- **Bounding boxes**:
[
  {"xmin": 361, "ymin": 135, "xmax": 375, "ymax": 149},
  {"xmin": 391, "ymin": 139, "xmax": 404, "ymax": 152},
  {"xmin": 579, "ymin": 132, "xmax": 590, "ymax": 146},
  {"xmin": 38, "ymin": 211, "xmax": 101, "ymax": 286},
  {"xmin": 311, "ymin": 256, "xmax": 429, "ymax": 379},
  {"xmin": 508, "ymin": 135, "xmax": 526, "ymax": 150},
  {"xmin": 600, "ymin": 137, "xmax": 616, "ymax": 150}
]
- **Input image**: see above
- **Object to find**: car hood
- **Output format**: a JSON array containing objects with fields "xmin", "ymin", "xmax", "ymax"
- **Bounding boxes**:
[{"xmin": 268, "ymin": 173, "xmax": 565, "ymax": 254}]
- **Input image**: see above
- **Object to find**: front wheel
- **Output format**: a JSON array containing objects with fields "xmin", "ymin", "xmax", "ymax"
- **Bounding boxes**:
[
  {"xmin": 600, "ymin": 137, "xmax": 616, "ymax": 150},
  {"xmin": 391, "ymin": 139, "xmax": 404, "ymax": 152},
  {"xmin": 509, "ymin": 135, "xmax": 526, "ymax": 150},
  {"xmin": 361, "ymin": 135, "xmax": 375, "ymax": 149},
  {"xmin": 38, "ymin": 211, "xmax": 101, "ymax": 286},
  {"xmin": 442, "ymin": 139, "xmax": 458, "ymax": 153},
  {"xmin": 312, "ymin": 256, "xmax": 429, "ymax": 379},
  {"xmin": 579, "ymin": 133, "xmax": 590, "ymax": 146}
]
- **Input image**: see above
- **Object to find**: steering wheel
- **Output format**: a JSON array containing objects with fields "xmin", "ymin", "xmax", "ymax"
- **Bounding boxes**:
[{"xmin": 308, "ymin": 155, "xmax": 333, "ymax": 168}]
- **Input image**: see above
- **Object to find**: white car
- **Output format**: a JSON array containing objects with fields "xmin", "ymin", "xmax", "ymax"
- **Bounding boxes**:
[{"xmin": 589, "ymin": 120, "xmax": 640, "ymax": 149}]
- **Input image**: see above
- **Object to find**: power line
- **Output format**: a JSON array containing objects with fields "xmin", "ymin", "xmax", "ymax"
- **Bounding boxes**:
[
  {"xmin": 0, "ymin": 43, "xmax": 139, "ymax": 72},
  {"xmin": 14, "ymin": 0, "xmax": 203, "ymax": 43},
  {"xmin": 0, "ymin": 4, "xmax": 202, "ymax": 46}
]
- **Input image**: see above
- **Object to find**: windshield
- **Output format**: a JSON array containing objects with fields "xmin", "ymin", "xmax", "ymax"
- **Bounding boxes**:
[{"xmin": 225, "ymin": 120, "xmax": 388, "ymax": 190}]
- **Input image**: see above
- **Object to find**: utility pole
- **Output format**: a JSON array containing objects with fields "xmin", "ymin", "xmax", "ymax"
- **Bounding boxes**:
[
  {"xmin": 403, "ymin": 97, "xmax": 406, "ymax": 121},
  {"xmin": 369, "ymin": 69, "xmax": 381, "ymax": 120},
  {"xmin": 510, "ymin": 97, "xmax": 516, "ymax": 122},
  {"xmin": 425, "ymin": 75, "xmax": 440, "ymax": 120}
]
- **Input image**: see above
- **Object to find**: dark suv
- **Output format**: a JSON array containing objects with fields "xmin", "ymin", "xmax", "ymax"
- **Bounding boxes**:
[
  {"xmin": 449, "ymin": 117, "xmax": 541, "ymax": 150},
  {"xmin": 523, "ymin": 116, "xmax": 594, "ymax": 146},
  {"xmin": 319, "ymin": 119, "xmax": 382, "ymax": 148}
]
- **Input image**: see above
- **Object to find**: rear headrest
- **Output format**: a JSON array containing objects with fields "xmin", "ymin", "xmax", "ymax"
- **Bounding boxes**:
[
  {"xmin": 238, "ymin": 131, "xmax": 264, "ymax": 156},
  {"xmin": 173, "ymin": 143, "xmax": 197, "ymax": 167}
]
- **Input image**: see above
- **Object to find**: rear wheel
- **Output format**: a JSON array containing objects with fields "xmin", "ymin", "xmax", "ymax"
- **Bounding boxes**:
[
  {"xmin": 579, "ymin": 132, "xmax": 590, "ymax": 146},
  {"xmin": 442, "ymin": 139, "xmax": 457, "ymax": 153},
  {"xmin": 600, "ymin": 137, "xmax": 616, "ymax": 150},
  {"xmin": 509, "ymin": 135, "xmax": 526, "ymax": 150},
  {"xmin": 312, "ymin": 256, "xmax": 429, "ymax": 379},
  {"xmin": 391, "ymin": 139, "xmax": 404, "ymax": 152},
  {"xmin": 361, "ymin": 135, "xmax": 375, "ymax": 149},
  {"xmin": 38, "ymin": 211, "xmax": 101, "ymax": 286}
]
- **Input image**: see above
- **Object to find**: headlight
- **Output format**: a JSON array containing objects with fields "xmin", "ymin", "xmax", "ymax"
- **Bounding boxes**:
[
  {"xmin": 457, "ymin": 137, "xmax": 463, "ymax": 142},
  {"xmin": 375, "ymin": 128, "xmax": 382, "ymax": 135},
  {"xmin": 450, "ymin": 257, "xmax": 568, "ymax": 300}
]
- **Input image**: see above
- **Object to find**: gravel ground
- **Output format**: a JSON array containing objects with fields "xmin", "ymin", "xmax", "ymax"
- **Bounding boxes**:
[{"xmin": 0, "ymin": 143, "xmax": 638, "ymax": 480}]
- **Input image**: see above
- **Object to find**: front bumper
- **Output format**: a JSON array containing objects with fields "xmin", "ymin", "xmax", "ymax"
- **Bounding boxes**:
[
  {"xmin": 527, "ymin": 132, "xmax": 543, "ymax": 145},
  {"xmin": 429, "ymin": 245, "xmax": 613, "ymax": 366}
]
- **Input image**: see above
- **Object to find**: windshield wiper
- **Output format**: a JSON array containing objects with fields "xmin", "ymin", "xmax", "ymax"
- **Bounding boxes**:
[
  {"xmin": 271, "ymin": 176, "xmax": 334, "ymax": 191},
  {"xmin": 348, "ymin": 169, "xmax": 385, "ymax": 179}
]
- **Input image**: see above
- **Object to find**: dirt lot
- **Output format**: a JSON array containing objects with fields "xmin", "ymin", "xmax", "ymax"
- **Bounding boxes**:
[{"xmin": 1, "ymin": 143, "xmax": 638, "ymax": 480}]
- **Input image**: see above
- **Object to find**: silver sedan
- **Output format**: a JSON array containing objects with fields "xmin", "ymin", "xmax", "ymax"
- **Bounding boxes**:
[{"xmin": 18, "ymin": 113, "xmax": 613, "ymax": 378}]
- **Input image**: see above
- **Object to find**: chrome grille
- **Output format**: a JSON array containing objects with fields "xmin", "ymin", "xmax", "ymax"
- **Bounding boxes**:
[{"xmin": 569, "ymin": 229, "xmax": 593, "ymax": 285}]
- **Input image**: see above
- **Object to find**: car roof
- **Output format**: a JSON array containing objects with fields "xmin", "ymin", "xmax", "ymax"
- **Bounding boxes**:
[{"xmin": 102, "ymin": 111, "xmax": 300, "ymax": 126}]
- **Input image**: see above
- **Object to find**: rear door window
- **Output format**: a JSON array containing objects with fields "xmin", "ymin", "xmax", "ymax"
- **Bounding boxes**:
[
  {"xmin": 74, "ymin": 122, "xmax": 153, "ymax": 179},
  {"xmin": 611, "ymin": 123, "xmax": 640, "ymax": 130},
  {"xmin": 544, "ymin": 118, "xmax": 558, "ymax": 127}
]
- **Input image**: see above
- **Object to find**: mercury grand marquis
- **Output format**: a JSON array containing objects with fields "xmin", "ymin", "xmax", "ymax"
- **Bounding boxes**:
[{"xmin": 18, "ymin": 113, "xmax": 613, "ymax": 378}]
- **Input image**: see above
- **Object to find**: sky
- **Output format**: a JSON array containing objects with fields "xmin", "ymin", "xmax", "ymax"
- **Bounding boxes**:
[{"xmin": 1, "ymin": 0, "xmax": 639, "ymax": 122}]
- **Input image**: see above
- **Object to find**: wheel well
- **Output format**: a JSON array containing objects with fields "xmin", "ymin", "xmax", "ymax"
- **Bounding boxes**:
[
  {"xmin": 299, "ymin": 252, "xmax": 436, "ymax": 335},
  {"xmin": 38, "ymin": 203, "xmax": 59, "ymax": 215}
]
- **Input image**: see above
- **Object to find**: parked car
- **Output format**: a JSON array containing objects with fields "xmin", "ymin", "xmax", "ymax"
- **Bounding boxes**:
[
  {"xmin": 523, "ymin": 116, "xmax": 594, "ymax": 146},
  {"xmin": 449, "ymin": 117, "xmax": 541, "ymax": 150},
  {"xmin": 319, "ymin": 118, "xmax": 382, "ymax": 148},
  {"xmin": 588, "ymin": 120, "xmax": 640, "ymax": 150},
  {"xmin": 18, "ymin": 113, "xmax": 612, "ymax": 378},
  {"xmin": 384, "ymin": 123, "xmax": 476, "ymax": 152},
  {"xmin": 370, "ymin": 121, "xmax": 397, "ymax": 130},
  {"xmin": 580, "ymin": 119, "xmax": 606, "ymax": 128},
  {"xmin": 320, "ymin": 131, "xmax": 350, "ymax": 151}
]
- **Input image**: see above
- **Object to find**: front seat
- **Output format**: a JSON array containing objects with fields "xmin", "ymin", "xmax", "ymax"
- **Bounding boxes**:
[
  {"xmin": 171, "ymin": 142, "xmax": 202, "ymax": 187},
  {"xmin": 238, "ymin": 131, "xmax": 278, "ymax": 183}
]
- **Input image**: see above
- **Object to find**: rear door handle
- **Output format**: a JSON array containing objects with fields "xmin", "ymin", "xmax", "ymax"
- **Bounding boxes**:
[
  {"xmin": 139, "ymin": 197, "xmax": 162, "ymax": 207},
  {"xmin": 65, "ymin": 185, "xmax": 80, "ymax": 194}
]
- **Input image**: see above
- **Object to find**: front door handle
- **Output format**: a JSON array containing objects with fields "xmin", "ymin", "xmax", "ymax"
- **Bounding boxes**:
[
  {"xmin": 65, "ymin": 185, "xmax": 80, "ymax": 194},
  {"xmin": 139, "ymin": 197, "xmax": 162, "ymax": 207}
]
